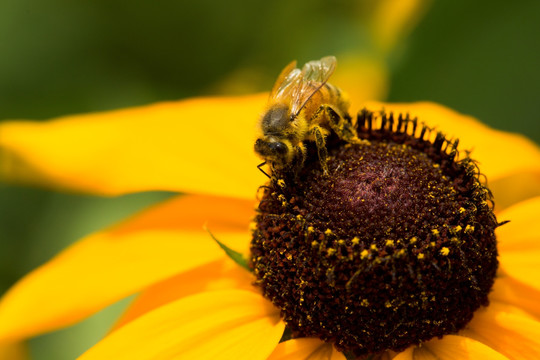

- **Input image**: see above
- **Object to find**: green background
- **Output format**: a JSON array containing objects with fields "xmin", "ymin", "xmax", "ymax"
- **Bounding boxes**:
[{"xmin": 1, "ymin": 0, "xmax": 539, "ymax": 359}]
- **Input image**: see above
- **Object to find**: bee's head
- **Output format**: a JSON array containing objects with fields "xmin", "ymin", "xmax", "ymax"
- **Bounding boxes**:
[
  {"xmin": 261, "ymin": 103, "xmax": 290, "ymax": 133},
  {"xmin": 254, "ymin": 137, "xmax": 293, "ymax": 166}
]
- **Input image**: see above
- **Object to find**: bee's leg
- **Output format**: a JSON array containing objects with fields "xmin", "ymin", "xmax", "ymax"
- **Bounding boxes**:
[
  {"xmin": 314, "ymin": 105, "xmax": 366, "ymax": 144},
  {"xmin": 308, "ymin": 125, "xmax": 329, "ymax": 175},
  {"xmin": 290, "ymin": 143, "xmax": 307, "ymax": 177}
]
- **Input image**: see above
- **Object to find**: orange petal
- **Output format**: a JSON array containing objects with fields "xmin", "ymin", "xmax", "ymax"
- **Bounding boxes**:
[
  {"xmin": 491, "ymin": 274, "xmax": 540, "ymax": 320},
  {"xmin": 413, "ymin": 335, "xmax": 509, "ymax": 360},
  {"xmin": 112, "ymin": 258, "xmax": 256, "ymax": 331},
  {"xmin": 78, "ymin": 290, "xmax": 285, "ymax": 360},
  {"xmin": 268, "ymin": 338, "xmax": 346, "ymax": 360},
  {"xmin": 0, "ymin": 342, "xmax": 28, "ymax": 360},
  {"xmin": 392, "ymin": 347, "xmax": 414, "ymax": 360},
  {"xmin": 0, "ymin": 94, "xmax": 268, "ymax": 198},
  {"xmin": 461, "ymin": 301, "xmax": 540, "ymax": 359},
  {"xmin": 361, "ymin": 101, "xmax": 540, "ymax": 186},
  {"xmin": 495, "ymin": 196, "xmax": 540, "ymax": 292},
  {"xmin": 0, "ymin": 194, "xmax": 252, "ymax": 342}
]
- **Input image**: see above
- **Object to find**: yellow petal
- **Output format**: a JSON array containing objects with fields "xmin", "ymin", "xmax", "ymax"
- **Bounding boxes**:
[
  {"xmin": 0, "ymin": 194, "xmax": 252, "ymax": 342},
  {"xmin": 78, "ymin": 290, "xmax": 285, "ymax": 360},
  {"xmin": 368, "ymin": 0, "xmax": 432, "ymax": 54},
  {"xmin": 0, "ymin": 342, "xmax": 28, "ymax": 360},
  {"xmin": 361, "ymin": 101, "xmax": 540, "ymax": 186},
  {"xmin": 332, "ymin": 55, "xmax": 389, "ymax": 106},
  {"xmin": 461, "ymin": 302, "xmax": 540, "ymax": 359},
  {"xmin": 414, "ymin": 335, "xmax": 509, "ymax": 360},
  {"xmin": 490, "ymin": 171, "xmax": 540, "ymax": 210},
  {"xmin": 495, "ymin": 196, "xmax": 540, "ymax": 292},
  {"xmin": 0, "ymin": 94, "xmax": 268, "ymax": 198},
  {"xmin": 112, "ymin": 258, "xmax": 256, "ymax": 330},
  {"xmin": 491, "ymin": 274, "xmax": 540, "ymax": 320},
  {"xmin": 268, "ymin": 338, "xmax": 346, "ymax": 360},
  {"xmin": 497, "ymin": 196, "xmax": 540, "ymax": 248},
  {"xmin": 500, "ymin": 251, "xmax": 540, "ymax": 293}
]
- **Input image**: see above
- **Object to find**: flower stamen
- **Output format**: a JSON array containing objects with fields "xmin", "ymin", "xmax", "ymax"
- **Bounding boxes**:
[{"xmin": 250, "ymin": 109, "xmax": 500, "ymax": 356}]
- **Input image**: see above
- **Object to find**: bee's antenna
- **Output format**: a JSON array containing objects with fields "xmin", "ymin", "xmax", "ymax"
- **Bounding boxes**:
[{"xmin": 257, "ymin": 161, "xmax": 271, "ymax": 178}]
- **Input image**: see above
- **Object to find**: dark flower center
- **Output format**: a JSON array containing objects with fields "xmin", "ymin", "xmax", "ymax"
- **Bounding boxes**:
[{"xmin": 250, "ymin": 109, "xmax": 500, "ymax": 357}]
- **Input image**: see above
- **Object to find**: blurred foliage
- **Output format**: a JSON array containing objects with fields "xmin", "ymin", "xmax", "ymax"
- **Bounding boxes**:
[
  {"xmin": 0, "ymin": 0, "xmax": 372, "ymax": 119},
  {"xmin": 388, "ymin": 0, "xmax": 540, "ymax": 143},
  {"xmin": 0, "ymin": 0, "xmax": 539, "ymax": 359}
]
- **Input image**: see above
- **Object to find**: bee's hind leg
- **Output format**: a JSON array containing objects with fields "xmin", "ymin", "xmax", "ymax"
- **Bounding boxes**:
[{"xmin": 315, "ymin": 105, "xmax": 367, "ymax": 145}]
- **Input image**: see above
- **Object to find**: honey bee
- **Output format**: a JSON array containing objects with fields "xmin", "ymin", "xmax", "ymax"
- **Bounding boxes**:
[{"xmin": 254, "ymin": 56, "xmax": 363, "ymax": 176}]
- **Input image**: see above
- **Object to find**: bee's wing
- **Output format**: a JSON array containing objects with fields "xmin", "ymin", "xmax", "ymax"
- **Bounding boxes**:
[
  {"xmin": 269, "ymin": 60, "xmax": 303, "ymax": 103},
  {"xmin": 290, "ymin": 56, "xmax": 336, "ymax": 118}
]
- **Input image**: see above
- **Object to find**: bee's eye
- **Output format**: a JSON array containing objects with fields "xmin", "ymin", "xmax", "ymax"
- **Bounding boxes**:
[{"xmin": 270, "ymin": 141, "xmax": 288, "ymax": 154}]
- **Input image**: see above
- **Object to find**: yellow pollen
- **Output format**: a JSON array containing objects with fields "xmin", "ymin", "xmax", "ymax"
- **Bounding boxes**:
[
  {"xmin": 307, "ymin": 226, "xmax": 315, "ymax": 233},
  {"xmin": 327, "ymin": 248, "xmax": 336, "ymax": 256},
  {"xmin": 370, "ymin": 244, "xmax": 378, "ymax": 251},
  {"xmin": 325, "ymin": 229, "xmax": 333, "ymax": 236},
  {"xmin": 417, "ymin": 253, "xmax": 425, "ymax": 260},
  {"xmin": 454, "ymin": 225, "xmax": 462, "ymax": 232},
  {"xmin": 361, "ymin": 299, "xmax": 370, "ymax": 306},
  {"xmin": 352, "ymin": 237, "xmax": 360, "ymax": 245},
  {"xmin": 286, "ymin": 253, "xmax": 293, "ymax": 260},
  {"xmin": 464, "ymin": 225, "xmax": 475, "ymax": 233},
  {"xmin": 410, "ymin": 237, "xmax": 418, "ymax": 244},
  {"xmin": 360, "ymin": 249, "xmax": 369, "ymax": 259},
  {"xmin": 385, "ymin": 239, "xmax": 395, "ymax": 247},
  {"xmin": 277, "ymin": 179, "xmax": 286, "ymax": 188},
  {"xmin": 431, "ymin": 229, "xmax": 439, "ymax": 236},
  {"xmin": 311, "ymin": 240, "xmax": 319, "ymax": 248},
  {"xmin": 338, "ymin": 239, "xmax": 346, "ymax": 246},
  {"xmin": 440, "ymin": 247, "xmax": 450, "ymax": 256},
  {"xmin": 459, "ymin": 207, "xmax": 466, "ymax": 213}
]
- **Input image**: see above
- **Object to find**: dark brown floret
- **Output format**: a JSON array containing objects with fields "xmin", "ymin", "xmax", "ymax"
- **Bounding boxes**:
[{"xmin": 250, "ymin": 109, "xmax": 499, "ymax": 356}]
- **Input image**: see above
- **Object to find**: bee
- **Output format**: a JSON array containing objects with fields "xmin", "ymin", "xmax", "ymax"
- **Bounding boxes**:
[{"xmin": 254, "ymin": 56, "xmax": 363, "ymax": 176}]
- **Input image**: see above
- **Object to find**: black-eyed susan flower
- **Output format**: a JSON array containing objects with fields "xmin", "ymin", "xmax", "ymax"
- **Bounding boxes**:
[{"xmin": 1, "ymin": 80, "xmax": 540, "ymax": 360}]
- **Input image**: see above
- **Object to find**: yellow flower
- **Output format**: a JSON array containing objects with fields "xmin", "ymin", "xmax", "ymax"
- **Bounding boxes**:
[
  {"xmin": 1, "ymin": 84, "xmax": 540, "ymax": 359},
  {"xmin": 2, "ymin": 1, "xmax": 540, "ymax": 345}
]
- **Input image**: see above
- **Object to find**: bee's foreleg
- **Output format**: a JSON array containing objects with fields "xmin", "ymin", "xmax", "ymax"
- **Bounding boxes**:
[
  {"xmin": 290, "ymin": 143, "xmax": 307, "ymax": 177},
  {"xmin": 309, "ymin": 125, "xmax": 329, "ymax": 175}
]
